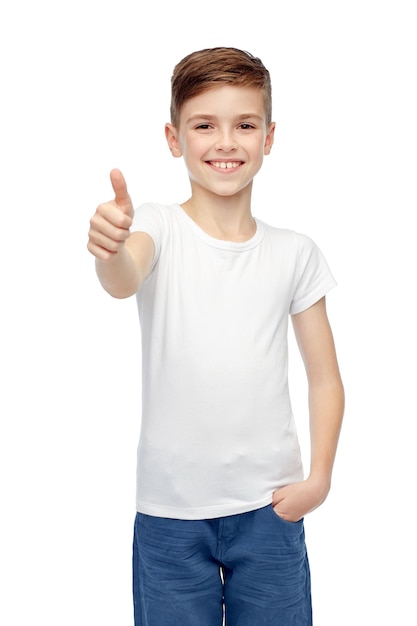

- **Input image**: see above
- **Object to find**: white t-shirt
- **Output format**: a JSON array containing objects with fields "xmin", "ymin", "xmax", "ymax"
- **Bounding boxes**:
[{"xmin": 131, "ymin": 203, "xmax": 336, "ymax": 520}]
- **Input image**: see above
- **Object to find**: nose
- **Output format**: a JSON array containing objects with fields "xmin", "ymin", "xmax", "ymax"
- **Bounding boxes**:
[{"xmin": 215, "ymin": 129, "xmax": 237, "ymax": 152}]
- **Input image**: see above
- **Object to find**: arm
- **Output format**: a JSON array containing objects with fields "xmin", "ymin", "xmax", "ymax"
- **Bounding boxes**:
[
  {"xmin": 87, "ymin": 169, "xmax": 155, "ymax": 298},
  {"xmin": 272, "ymin": 296, "xmax": 345, "ymax": 521}
]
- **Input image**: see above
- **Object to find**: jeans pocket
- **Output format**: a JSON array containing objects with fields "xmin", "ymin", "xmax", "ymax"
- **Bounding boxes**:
[{"xmin": 268, "ymin": 504, "xmax": 304, "ymax": 526}]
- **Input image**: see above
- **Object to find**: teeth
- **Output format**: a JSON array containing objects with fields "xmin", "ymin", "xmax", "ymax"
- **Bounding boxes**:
[{"xmin": 211, "ymin": 161, "xmax": 240, "ymax": 169}]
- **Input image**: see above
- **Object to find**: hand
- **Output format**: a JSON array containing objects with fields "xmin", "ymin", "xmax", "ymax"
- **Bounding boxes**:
[
  {"xmin": 272, "ymin": 477, "xmax": 330, "ymax": 523},
  {"xmin": 87, "ymin": 169, "xmax": 134, "ymax": 261}
]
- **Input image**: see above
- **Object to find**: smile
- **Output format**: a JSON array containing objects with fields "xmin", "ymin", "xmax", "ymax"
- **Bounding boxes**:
[{"xmin": 208, "ymin": 161, "xmax": 242, "ymax": 170}]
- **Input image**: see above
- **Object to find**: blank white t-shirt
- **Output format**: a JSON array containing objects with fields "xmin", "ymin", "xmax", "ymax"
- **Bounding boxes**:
[{"xmin": 131, "ymin": 203, "xmax": 336, "ymax": 520}]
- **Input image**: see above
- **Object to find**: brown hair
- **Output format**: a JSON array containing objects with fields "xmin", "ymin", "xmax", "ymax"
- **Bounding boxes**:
[{"xmin": 170, "ymin": 47, "xmax": 272, "ymax": 127}]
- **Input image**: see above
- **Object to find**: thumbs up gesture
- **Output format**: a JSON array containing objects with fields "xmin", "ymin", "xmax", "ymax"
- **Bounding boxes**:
[{"xmin": 87, "ymin": 169, "xmax": 134, "ymax": 261}]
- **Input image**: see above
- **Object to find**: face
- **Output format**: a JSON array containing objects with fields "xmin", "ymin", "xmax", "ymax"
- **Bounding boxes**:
[{"xmin": 165, "ymin": 85, "xmax": 275, "ymax": 200}]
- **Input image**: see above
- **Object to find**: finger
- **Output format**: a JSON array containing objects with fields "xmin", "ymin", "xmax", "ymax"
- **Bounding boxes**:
[
  {"xmin": 90, "ymin": 215, "xmax": 131, "ymax": 245},
  {"xmin": 272, "ymin": 487, "xmax": 287, "ymax": 506},
  {"xmin": 94, "ymin": 202, "xmax": 132, "ymax": 230},
  {"xmin": 110, "ymin": 168, "xmax": 132, "ymax": 211},
  {"xmin": 91, "ymin": 229, "xmax": 129, "ymax": 253},
  {"xmin": 87, "ymin": 240, "xmax": 118, "ymax": 262}
]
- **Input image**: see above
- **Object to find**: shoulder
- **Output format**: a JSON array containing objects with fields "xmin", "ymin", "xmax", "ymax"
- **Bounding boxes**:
[
  {"xmin": 131, "ymin": 202, "xmax": 180, "ymax": 236},
  {"xmin": 257, "ymin": 219, "xmax": 318, "ymax": 254},
  {"xmin": 133, "ymin": 202, "xmax": 176, "ymax": 222}
]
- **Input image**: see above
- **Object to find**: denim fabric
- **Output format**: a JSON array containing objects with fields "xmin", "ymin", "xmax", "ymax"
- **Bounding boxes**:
[{"xmin": 132, "ymin": 505, "xmax": 312, "ymax": 625}]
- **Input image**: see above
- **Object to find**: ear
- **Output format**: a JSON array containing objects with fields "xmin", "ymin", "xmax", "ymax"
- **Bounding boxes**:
[
  {"xmin": 264, "ymin": 122, "xmax": 276, "ymax": 155},
  {"xmin": 165, "ymin": 123, "xmax": 182, "ymax": 158}
]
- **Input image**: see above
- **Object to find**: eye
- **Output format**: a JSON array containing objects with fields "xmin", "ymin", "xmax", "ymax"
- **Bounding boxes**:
[
  {"xmin": 195, "ymin": 124, "xmax": 213, "ymax": 130},
  {"xmin": 239, "ymin": 123, "xmax": 255, "ymax": 130}
]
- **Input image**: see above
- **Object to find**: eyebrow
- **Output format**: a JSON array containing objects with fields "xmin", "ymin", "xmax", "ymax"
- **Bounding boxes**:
[{"xmin": 185, "ymin": 113, "xmax": 264, "ymax": 124}]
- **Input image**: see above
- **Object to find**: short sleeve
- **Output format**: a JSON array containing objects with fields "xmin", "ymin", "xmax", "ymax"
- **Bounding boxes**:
[
  {"xmin": 131, "ymin": 203, "xmax": 164, "ymax": 270},
  {"xmin": 290, "ymin": 233, "xmax": 337, "ymax": 315}
]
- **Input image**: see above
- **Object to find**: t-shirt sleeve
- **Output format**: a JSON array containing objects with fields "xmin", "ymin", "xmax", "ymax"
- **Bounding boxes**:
[
  {"xmin": 131, "ymin": 202, "xmax": 164, "ymax": 271},
  {"xmin": 290, "ymin": 233, "xmax": 337, "ymax": 315}
]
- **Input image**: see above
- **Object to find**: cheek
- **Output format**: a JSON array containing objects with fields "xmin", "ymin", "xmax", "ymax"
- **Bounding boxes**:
[
  {"xmin": 251, "ymin": 145, "xmax": 266, "ymax": 162},
  {"xmin": 181, "ymin": 138, "xmax": 208, "ymax": 163}
]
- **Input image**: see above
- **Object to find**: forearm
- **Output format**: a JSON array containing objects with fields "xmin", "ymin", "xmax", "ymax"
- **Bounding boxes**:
[
  {"xmin": 272, "ymin": 380, "xmax": 344, "ymax": 521},
  {"xmin": 95, "ymin": 246, "xmax": 142, "ymax": 299},
  {"xmin": 274, "ymin": 298, "xmax": 344, "ymax": 520},
  {"xmin": 307, "ymin": 379, "xmax": 345, "ymax": 492}
]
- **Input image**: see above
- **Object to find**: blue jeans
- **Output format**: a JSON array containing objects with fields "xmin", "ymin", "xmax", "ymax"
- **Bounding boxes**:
[{"xmin": 132, "ymin": 504, "xmax": 312, "ymax": 625}]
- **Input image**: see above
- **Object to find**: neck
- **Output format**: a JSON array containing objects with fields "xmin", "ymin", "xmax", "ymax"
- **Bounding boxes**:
[{"xmin": 181, "ymin": 187, "xmax": 256, "ymax": 242}]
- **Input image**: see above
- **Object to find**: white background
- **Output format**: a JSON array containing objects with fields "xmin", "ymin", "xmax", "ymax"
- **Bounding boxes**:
[{"xmin": 1, "ymin": 1, "xmax": 416, "ymax": 624}]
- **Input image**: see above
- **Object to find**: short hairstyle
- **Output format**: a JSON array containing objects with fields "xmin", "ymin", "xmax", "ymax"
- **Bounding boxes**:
[{"xmin": 170, "ymin": 47, "xmax": 272, "ymax": 127}]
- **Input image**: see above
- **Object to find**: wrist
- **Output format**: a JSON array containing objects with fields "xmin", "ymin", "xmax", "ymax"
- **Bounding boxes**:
[{"xmin": 306, "ymin": 473, "xmax": 331, "ymax": 502}]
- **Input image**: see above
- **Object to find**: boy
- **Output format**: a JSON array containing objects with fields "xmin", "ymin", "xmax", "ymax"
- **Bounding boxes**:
[{"xmin": 87, "ymin": 47, "xmax": 344, "ymax": 625}]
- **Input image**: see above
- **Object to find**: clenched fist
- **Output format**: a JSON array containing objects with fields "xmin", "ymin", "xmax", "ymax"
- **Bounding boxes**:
[{"xmin": 87, "ymin": 169, "xmax": 134, "ymax": 261}]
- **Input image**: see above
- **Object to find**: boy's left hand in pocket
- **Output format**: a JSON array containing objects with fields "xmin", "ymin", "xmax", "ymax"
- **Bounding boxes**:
[{"xmin": 272, "ymin": 477, "xmax": 330, "ymax": 522}]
